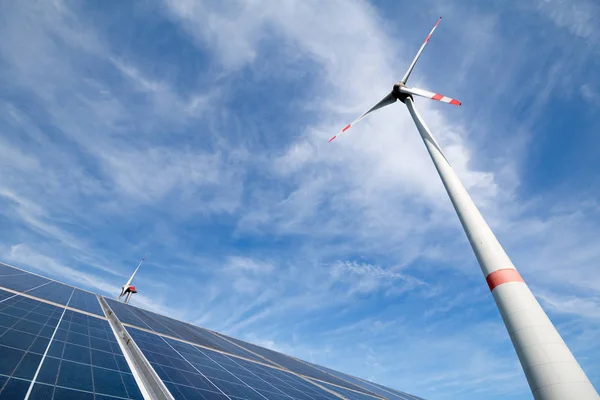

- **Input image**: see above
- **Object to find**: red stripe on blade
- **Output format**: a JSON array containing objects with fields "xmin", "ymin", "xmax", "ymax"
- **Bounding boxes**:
[
  {"xmin": 424, "ymin": 34, "xmax": 432, "ymax": 43},
  {"xmin": 328, "ymin": 136, "xmax": 337, "ymax": 143},
  {"xmin": 486, "ymin": 268, "xmax": 524, "ymax": 291},
  {"xmin": 449, "ymin": 99, "xmax": 461, "ymax": 106},
  {"xmin": 341, "ymin": 124, "xmax": 351, "ymax": 132},
  {"xmin": 432, "ymin": 94, "xmax": 443, "ymax": 101}
]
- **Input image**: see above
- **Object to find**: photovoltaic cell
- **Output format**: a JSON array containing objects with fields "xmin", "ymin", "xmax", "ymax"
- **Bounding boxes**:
[
  {"xmin": 26, "ymin": 281, "xmax": 74, "ymax": 306},
  {"xmin": 317, "ymin": 382, "xmax": 384, "ymax": 400},
  {"xmin": 128, "ymin": 327, "xmax": 348, "ymax": 400},
  {"xmin": 0, "ymin": 269, "xmax": 49, "ymax": 293},
  {"xmin": 0, "ymin": 263, "xmax": 105, "ymax": 317},
  {"xmin": 32, "ymin": 310, "xmax": 143, "ymax": 399},
  {"xmin": 0, "ymin": 264, "xmax": 426, "ymax": 400},
  {"xmin": 0, "ymin": 263, "xmax": 29, "ymax": 277},
  {"xmin": 0, "ymin": 289, "xmax": 14, "ymax": 302},
  {"xmin": 306, "ymin": 364, "xmax": 424, "ymax": 400},
  {"xmin": 0, "ymin": 293, "xmax": 64, "ymax": 398},
  {"xmin": 217, "ymin": 334, "xmax": 378, "ymax": 396},
  {"xmin": 105, "ymin": 298, "xmax": 270, "ymax": 365},
  {"xmin": 68, "ymin": 289, "xmax": 103, "ymax": 317}
]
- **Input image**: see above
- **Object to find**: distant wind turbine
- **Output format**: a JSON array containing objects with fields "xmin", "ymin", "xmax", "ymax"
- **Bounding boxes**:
[
  {"xmin": 329, "ymin": 17, "xmax": 599, "ymax": 400},
  {"xmin": 118, "ymin": 256, "xmax": 145, "ymax": 304}
]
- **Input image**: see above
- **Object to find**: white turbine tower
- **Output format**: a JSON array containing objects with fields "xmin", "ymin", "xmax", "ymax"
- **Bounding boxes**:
[
  {"xmin": 329, "ymin": 17, "xmax": 599, "ymax": 400},
  {"xmin": 118, "ymin": 256, "xmax": 145, "ymax": 304}
]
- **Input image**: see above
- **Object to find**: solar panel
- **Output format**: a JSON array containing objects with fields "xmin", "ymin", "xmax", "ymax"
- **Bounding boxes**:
[
  {"xmin": 25, "ymin": 282, "xmax": 74, "ymax": 306},
  {"xmin": 216, "ymin": 333, "xmax": 379, "ymax": 396},
  {"xmin": 34, "ymin": 310, "xmax": 143, "ymax": 399},
  {"xmin": 0, "ymin": 269, "xmax": 49, "ymax": 293},
  {"xmin": 105, "ymin": 298, "xmax": 272, "ymax": 365},
  {"xmin": 128, "ymin": 326, "xmax": 349, "ymax": 400},
  {"xmin": 0, "ymin": 263, "xmax": 105, "ymax": 317},
  {"xmin": 68, "ymin": 289, "xmax": 104, "ymax": 317},
  {"xmin": 305, "ymin": 363, "xmax": 424, "ymax": 400},
  {"xmin": 0, "ymin": 292, "xmax": 65, "ymax": 398},
  {"xmin": 0, "ymin": 264, "xmax": 427, "ymax": 400}
]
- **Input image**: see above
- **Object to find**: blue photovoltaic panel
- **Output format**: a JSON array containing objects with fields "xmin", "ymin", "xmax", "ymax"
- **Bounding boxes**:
[
  {"xmin": 128, "ymin": 326, "xmax": 346, "ymax": 400},
  {"xmin": 318, "ymin": 382, "xmax": 385, "ymax": 400},
  {"xmin": 106, "ymin": 298, "xmax": 270, "ymax": 365},
  {"xmin": 0, "ymin": 264, "xmax": 426, "ymax": 400},
  {"xmin": 30, "ymin": 309, "xmax": 143, "ymax": 399},
  {"xmin": 0, "ymin": 292, "xmax": 64, "ymax": 398},
  {"xmin": 0, "ymin": 263, "xmax": 105, "ymax": 317},
  {"xmin": 68, "ymin": 289, "xmax": 103, "ymax": 317},
  {"xmin": 0, "ymin": 265, "xmax": 50, "ymax": 293},
  {"xmin": 0, "ymin": 288, "xmax": 14, "ymax": 302},
  {"xmin": 26, "ymin": 281, "xmax": 74, "ymax": 306},
  {"xmin": 217, "ymin": 333, "xmax": 378, "ymax": 396},
  {"xmin": 306, "ymin": 363, "xmax": 423, "ymax": 400},
  {"xmin": 0, "ymin": 262, "xmax": 31, "ymax": 277}
]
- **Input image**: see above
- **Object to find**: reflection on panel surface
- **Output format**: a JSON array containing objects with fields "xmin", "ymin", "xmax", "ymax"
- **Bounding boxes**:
[
  {"xmin": 0, "ymin": 264, "xmax": 427, "ymax": 400},
  {"xmin": 106, "ymin": 298, "xmax": 269, "ymax": 365},
  {"xmin": 128, "ymin": 326, "xmax": 347, "ymax": 400},
  {"xmin": 0, "ymin": 288, "xmax": 142, "ymax": 399},
  {"xmin": 218, "ymin": 334, "xmax": 378, "ymax": 396},
  {"xmin": 32, "ymin": 310, "xmax": 143, "ymax": 399},
  {"xmin": 68, "ymin": 289, "xmax": 104, "ymax": 316},
  {"xmin": 0, "ymin": 265, "xmax": 49, "ymax": 293},
  {"xmin": 307, "ymin": 364, "xmax": 423, "ymax": 400},
  {"xmin": 0, "ymin": 264, "xmax": 104, "ymax": 318},
  {"xmin": 0, "ymin": 292, "xmax": 64, "ymax": 398}
]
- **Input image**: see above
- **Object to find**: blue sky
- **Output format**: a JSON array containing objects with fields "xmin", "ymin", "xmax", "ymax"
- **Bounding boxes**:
[{"xmin": 0, "ymin": 0, "xmax": 599, "ymax": 399}]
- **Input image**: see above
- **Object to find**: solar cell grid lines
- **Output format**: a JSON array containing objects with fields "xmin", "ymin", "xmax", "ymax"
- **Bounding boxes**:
[
  {"xmin": 305, "ymin": 364, "xmax": 424, "ymax": 400},
  {"xmin": 68, "ymin": 289, "xmax": 104, "ymax": 317},
  {"xmin": 0, "ymin": 263, "xmax": 104, "ymax": 317},
  {"xmin": 0, "ymin": 269, "xmax": 50, "ymax": 293},
  {"xmin": 0, "ymin": 265, "xmax": 427, "ymax": 400},
  {"xmin": 128, "ymin": 326, "xmax": 347, "ymax": 400},
  {"xmin": 106, "ymin": 298, "xmax": 272, "ymax": 365},
  {"xmin": 216, "ymin": 334, "xmax": 379, "ymax": 397},
  {"xmin": 0, "ymin": 292, "xmax": 64, "ymax": 398},
  {"xmin": 32, "ymin": 310, "xmax": 143, "ymax": 399}
]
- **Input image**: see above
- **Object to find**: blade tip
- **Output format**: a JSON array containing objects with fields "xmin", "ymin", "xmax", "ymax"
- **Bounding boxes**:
[{"xmin": 328, "ymin": 136, "xmax": 337, "ymax": 143}]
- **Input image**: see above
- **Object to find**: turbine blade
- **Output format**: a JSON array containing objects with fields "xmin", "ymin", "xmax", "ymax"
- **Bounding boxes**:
[
  {"xmin": 126, "ymin": 256, "xmax": 145, "ymax": 286},
  {"xmin": 400, "ymin": 86, "xmax": 461, "ymax": 106},
  {"xmin": 328, "ymin": 92, "xmax": 396, "ymax": 142},
  {"xmin": 400, "ymin": 17, "xmax": 442, "ymax": 85}
]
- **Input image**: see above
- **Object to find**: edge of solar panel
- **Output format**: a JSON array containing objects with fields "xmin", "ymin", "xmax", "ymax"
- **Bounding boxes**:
[
  {"xmin": 305, "ymin": 362, "xmax": 426, "ymax": 400},
  {"xmin": 103, "ymin": 298, "xmax": 391, "ymax": 398},
  {"xmin": 0, "ymin": 262, "xmax": 104, "ymax": 317},
  {"xmin": 1, "ymin": 262, "xmax": 427, "ymax": 400},
  {"xmin": 103, "ymin": 297, "xmax": 280, "ymax": 367},
  {"xmin": 214, "ymin": 332, "xmax": 385, "ymax": 397},
  {"xmin": 0, "ymin": 286, "xmax": 143, "ymax": 399}
]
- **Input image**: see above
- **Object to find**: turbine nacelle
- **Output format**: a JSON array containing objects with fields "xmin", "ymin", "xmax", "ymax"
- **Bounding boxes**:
[
  {"xmin": 328, "ymin": 17, "xmax": 460, "ymax": 143},
  {"xmin": 117, "ymin": 257, "xmax": 145, "ymax": 304}
]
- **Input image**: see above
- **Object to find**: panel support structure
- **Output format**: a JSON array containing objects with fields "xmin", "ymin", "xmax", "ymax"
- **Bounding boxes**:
[{"xmin": 99, "ymin": 296, "xmax": 174, "ymax": 400}]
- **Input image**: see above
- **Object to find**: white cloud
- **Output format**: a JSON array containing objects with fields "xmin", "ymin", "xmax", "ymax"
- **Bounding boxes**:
[{"xmin": 1, "ymin": 1, "xmax": 599, "ymax": 399}]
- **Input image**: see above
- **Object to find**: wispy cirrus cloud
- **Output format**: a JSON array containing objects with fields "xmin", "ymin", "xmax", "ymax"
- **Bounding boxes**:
[{"xmin": 0, "ymin": 1, "xmax": 599, "ymax": 399}]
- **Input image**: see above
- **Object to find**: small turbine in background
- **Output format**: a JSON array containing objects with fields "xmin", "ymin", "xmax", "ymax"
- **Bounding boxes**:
[{"xmin": 118, "ymin": 256, "xmax": 145, "ymax": 304}]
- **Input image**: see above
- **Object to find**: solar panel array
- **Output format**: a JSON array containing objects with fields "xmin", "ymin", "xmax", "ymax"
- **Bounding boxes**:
[{"xmin": 0, "ymin": 262, "xmax": 425, "ymax": 400}]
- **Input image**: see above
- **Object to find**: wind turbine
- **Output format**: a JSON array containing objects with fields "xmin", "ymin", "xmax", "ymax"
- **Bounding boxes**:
[
  {"xmin": 118, "ymin": 256, "xmax": 145, "ymax": 304},
  {"xmin": 329, "ymin": 17, "xmax": 599, "ymax": 400}
]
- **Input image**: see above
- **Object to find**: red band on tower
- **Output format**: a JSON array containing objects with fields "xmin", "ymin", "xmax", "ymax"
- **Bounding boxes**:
[{"xmin": 486, "ymin": 268, "xmax": 524, "ymax": 291}]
